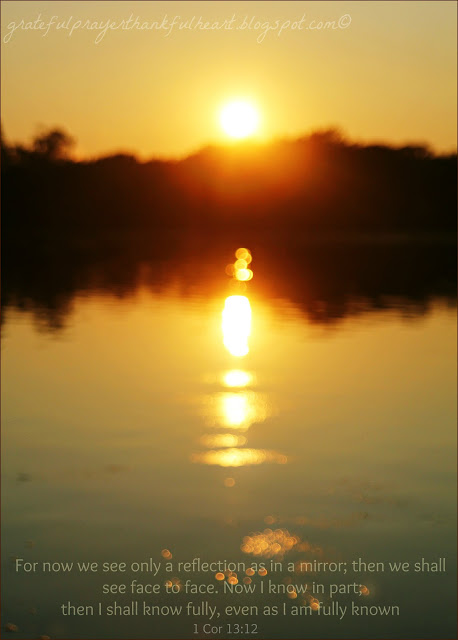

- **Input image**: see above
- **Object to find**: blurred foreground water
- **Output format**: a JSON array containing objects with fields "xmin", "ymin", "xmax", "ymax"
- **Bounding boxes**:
[{"xmin": 1, "ymin": 233, "xmax": 456, "ymax": 639}]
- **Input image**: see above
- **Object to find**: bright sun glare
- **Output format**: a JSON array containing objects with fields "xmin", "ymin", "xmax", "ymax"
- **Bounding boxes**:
[{"xmin": 220, "ymin": 101, "xmax": 259, "ymax": 139}]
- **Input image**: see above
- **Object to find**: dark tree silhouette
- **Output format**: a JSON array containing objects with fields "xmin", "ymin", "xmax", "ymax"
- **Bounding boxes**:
[
  {"xmin": 1, "ymin": 126, "xmax": 456, "ymax": 236},
  {"xmin": 32, "ymin": 128, "xmax": 75, "ymax": 161}
]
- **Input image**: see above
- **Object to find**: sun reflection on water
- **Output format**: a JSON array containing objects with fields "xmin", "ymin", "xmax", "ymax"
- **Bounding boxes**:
[
  {"xmin": 202, "ymin": 390, "xmax": 271, "ymax": 431},
  {"xmin": 200, "ymin": 433, "xmax": 247, "ymax": 448},
  {"xmin": 191, "ymin": 448, "xmax": 287, "ymax": 467},
  {"xmin": 222, "ymin": 295, "xmax": 251, "ymax": 357},
  {"xmin": 193, "ymin": 248, "xmax": 286, "ymax": 469},
  {"xmin": 222, "ymin": 369, "xmax": 253, "ymax": 387}
]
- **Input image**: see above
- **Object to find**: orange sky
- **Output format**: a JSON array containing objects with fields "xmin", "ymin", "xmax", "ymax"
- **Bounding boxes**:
[{"xmin": 1, "ymin": 0, "xmax": 457, "ymax": 158}]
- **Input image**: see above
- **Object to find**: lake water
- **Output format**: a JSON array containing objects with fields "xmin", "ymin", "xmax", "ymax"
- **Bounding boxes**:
[{"xmin": 1, "ymin": 237, "xmax": 456, "ymax": 639}]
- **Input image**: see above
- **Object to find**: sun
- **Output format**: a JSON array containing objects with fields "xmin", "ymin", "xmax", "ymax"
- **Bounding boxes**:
[{"xmin": 220, "ymin": 100, "xmax": 260, "ymax": 139}]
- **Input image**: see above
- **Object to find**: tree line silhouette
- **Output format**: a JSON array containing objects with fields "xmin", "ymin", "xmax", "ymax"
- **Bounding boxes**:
[{"xmin": 2, "ymin": 127, "xmax": 456, "ymax": 237}]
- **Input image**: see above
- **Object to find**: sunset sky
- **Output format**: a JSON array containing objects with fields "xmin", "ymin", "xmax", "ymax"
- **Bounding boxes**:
[{"xmin": 1, "ymin": 0, "xmax": 456, "ymax": 159}]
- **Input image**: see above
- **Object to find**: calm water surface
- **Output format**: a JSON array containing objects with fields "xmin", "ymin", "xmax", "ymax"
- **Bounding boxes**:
[{"xmin": 1, "ymin": 241, "xmax": 456, "ymax": 639}]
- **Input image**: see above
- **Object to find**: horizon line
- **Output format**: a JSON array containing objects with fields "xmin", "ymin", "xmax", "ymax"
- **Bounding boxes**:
[{"xmin": 2, "ymin": 125, "xmax": 457, "ymax": 163}]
